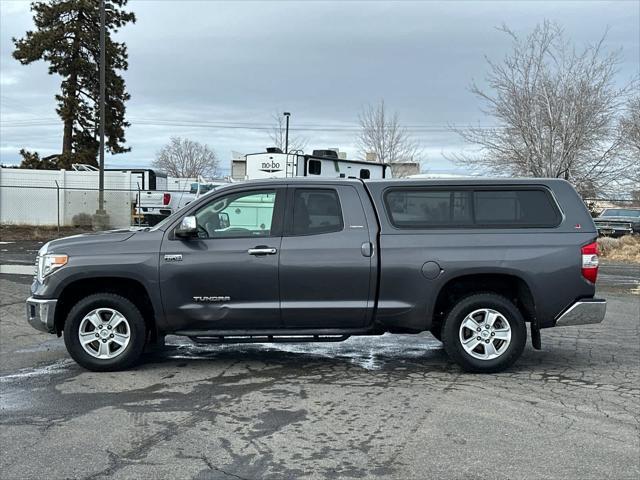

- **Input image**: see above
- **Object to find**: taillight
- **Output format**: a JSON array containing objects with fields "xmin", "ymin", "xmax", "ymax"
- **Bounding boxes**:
[
  {"xmin": 163, "ymin": 193, "xmax": 171, "ymax": 205},
  {"xmin": 581, "ymin": 242, "xmax": 599, "ymax": 283}
]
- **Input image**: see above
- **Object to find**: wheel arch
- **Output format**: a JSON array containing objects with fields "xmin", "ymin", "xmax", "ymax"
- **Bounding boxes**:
[
  {"xmin": 54, "ymin": 276, "xmax": 158, "ymax": 340},
  {"xmin": 430, "ymin": 272, "xmax": 536, "ymax": 334}
]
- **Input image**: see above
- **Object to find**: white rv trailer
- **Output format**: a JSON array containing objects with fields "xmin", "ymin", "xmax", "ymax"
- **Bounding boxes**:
[{"xmin": 243, "ymin": 149, "xmax": 390, "ymax": 180}]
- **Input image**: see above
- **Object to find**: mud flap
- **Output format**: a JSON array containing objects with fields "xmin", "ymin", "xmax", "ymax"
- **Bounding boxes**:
[
  {"xmin": 144, "ymin": 332, "xmax": 166, "ymax": 354},
  {"xmin": 530, "ymin": 323, "xmax": 541, "ymax": 350}
]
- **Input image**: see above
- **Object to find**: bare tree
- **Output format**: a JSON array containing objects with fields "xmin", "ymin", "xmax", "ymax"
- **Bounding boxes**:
[
  {"xmin": 357, "ymin": 100, "xmax": 421, "ymax": 163},
  {"xmin": 450, "ymin": 21, "xmax": 634, "ymax": 195},
  {"xmin": 152, "ymin": 137, "xmax": 219, "ymax": 178},
  {"xmin": 619, "ymin": 95, "xmax": 640, "ymax": 183},
  {"xmin": 269, "ymin": 113, "xmax": 308, "ymax": 153},
  {"xmin": 621, "ymin": 96, "xmax": 640, "ymax": 151}
]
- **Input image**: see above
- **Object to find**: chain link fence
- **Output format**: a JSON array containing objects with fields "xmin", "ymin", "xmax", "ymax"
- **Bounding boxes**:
[{"xmin": 0, "ymin": 184, "xmax": 195, "ymax": 230}]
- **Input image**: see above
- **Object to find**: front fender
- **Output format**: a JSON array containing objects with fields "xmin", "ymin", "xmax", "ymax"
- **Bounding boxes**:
[{"xmin": 31, "ymin": 253, "xmax": 165, "ymax": 331}]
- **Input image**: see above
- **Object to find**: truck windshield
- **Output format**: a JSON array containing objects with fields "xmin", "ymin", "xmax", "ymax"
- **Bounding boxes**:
[{"xmin": 600, "ymin": 209, "xmax": 640, "ymax": 217}]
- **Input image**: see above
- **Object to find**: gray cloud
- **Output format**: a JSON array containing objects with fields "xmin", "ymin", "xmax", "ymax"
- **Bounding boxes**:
[{"xmin": 1, "ymin": 0, "xmax": 638, "ymax": 175}]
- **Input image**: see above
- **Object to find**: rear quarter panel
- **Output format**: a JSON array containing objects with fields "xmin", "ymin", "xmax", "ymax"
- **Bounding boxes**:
[{"xmin": 366, "ymin": 179, "xmax": 598, "ymax": 330}]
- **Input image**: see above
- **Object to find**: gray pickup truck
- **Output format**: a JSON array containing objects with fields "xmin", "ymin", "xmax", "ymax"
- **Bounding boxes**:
[{"xmin": 26, "ymin": 178, "xmax": 606, "ymax": 373}]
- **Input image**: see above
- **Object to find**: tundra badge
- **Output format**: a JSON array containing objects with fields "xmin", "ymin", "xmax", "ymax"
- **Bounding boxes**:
[{"xmin": 193, "ymin": 296, "xmax": 231, "ymax": 302}]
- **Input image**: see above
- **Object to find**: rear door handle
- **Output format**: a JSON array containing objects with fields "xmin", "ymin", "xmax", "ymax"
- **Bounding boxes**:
[
  {"xmin": 248, "ymin": 246, "xmax": 277, "ymax": 255},
  {"xmin": 361, "ymin": 242, "xmax": 373, "ymax": 257}
]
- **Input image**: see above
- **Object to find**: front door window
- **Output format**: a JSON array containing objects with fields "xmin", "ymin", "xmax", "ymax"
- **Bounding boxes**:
[{"xmin": 194, "ymin": 190, "xmax": 276, "ymax": 238}]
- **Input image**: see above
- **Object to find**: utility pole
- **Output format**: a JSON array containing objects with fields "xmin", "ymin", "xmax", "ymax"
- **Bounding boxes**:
[
  {"xmin": 283, "ymin": 112, "xmax": 290, "ymax": 154},
  {"xmin": 96, "ymin": 0, "xmax": 107, "ymax": 224}
]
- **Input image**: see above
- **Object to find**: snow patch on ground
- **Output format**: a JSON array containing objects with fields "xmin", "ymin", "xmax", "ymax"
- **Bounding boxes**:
[
  {"xmin": 0, "ymin": 359, "xmax": 73, "ymax": 382},
  {"xmin": 0, "ymin": 264, "xmax": 34, "ymax": 275}
]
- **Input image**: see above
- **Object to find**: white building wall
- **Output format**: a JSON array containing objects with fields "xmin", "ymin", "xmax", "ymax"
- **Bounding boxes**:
[
  {"xmin": 0, "ymin": 178, "xmax": 60, "ymax": 225},
  {"xmin": 0, "ymin": 168, "xmax": 224, "ymax": 226},
  {"xmin": 0, "ymin": 168, "xmax": 133, "ymax": 227}
]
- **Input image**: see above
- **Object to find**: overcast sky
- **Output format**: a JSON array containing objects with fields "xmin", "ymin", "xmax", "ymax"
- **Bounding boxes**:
[{"xmin": 1, "ymin": 0, "xmax": 638, "ymax": 175}]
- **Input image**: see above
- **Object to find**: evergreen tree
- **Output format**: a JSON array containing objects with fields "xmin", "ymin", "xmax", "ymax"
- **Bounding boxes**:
[
  {"xmin": 13, "ymin": 0, "xmax": 136, "ymax": 169},
  {"xmin": 18, "ymin": 149, "xmax": 58, "ymax": 169}
]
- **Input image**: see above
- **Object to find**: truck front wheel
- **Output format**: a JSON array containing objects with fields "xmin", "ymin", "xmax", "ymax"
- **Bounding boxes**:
[
  {"xmin": 63, "ymin": 293, "xmax": 147, "ymax": 371},
  {"xmin": 442, "ymin": 293, "xmax": 526, "ymax": 373}
]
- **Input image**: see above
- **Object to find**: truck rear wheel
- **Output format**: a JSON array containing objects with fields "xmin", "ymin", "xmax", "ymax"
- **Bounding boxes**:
[
  {"xmin": 63, "ymin": 293, "xmax": 146, "ymax": 371},
  {"xmin": 442, "ymin": 293, "xmax": 526, "ymax": 373}
]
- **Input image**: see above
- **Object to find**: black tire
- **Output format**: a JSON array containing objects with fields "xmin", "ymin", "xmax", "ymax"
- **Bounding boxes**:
[
  {"xmin": 441, "ymin": 293, "xmax": 526, "ymax": 373},
  {"xmin": 63, "ymin": 293, "xmax": 147, "ymax": 371}
]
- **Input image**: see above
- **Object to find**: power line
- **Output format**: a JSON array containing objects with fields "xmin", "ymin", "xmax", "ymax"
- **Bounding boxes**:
[{"xmin": 1, "ymin": 118, "xmax": 505, "ymax": 132}]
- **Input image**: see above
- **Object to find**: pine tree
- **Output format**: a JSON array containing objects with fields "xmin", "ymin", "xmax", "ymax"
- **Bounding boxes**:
[
  {"xmin": 13, "ymin": 0, "xmax": 136, "ymax": 168},
  {"xmin": 18, "ymin": 149, "xmax": 58, "ymax": 169}
]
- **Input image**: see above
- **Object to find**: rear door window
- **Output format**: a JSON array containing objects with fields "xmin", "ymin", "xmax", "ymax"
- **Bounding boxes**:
[{"xmin": 291, "ymin": 189, "xmax": 344, "ymax": 235}]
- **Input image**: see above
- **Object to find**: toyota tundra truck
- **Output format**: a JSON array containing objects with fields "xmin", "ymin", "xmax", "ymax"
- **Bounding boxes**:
[{"xmin": 26, "ymin": 178, "xmax": 606, "ymax": 373}]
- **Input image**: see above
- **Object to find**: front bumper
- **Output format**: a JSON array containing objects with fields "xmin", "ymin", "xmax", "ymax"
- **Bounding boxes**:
[
  {"xmin": 26, "ymin": 297, "xmax": 57, "ymax": 334},
  {"xmin": 555, "ymin": 299, "xmax": 606, "ymax": 327}
]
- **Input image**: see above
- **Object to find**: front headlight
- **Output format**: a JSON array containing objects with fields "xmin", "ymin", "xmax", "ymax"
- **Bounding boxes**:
[{"xmin": 36, "ymin": 254, "xmax": 68, "ymax": 282}]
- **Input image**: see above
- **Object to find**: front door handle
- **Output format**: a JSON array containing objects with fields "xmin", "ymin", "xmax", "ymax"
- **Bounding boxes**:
[
  {"xmin": 361, "ymin": 242, "xmax": 373, "ymax": 257},
  {"xmin": 248, "ymin": 246, "xmax": 277, "ymax": 255}
]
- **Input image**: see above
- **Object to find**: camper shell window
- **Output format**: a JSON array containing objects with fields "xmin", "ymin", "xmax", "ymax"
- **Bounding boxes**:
[{"xmin": 384, "ymin": 187, "xmax": 561, "ymax": 228}]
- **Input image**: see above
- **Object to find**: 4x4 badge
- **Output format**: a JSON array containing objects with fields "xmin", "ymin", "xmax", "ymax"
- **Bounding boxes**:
[{"xmin": 164, "ymin": 254, "xmax": 183, "ymax": 262}]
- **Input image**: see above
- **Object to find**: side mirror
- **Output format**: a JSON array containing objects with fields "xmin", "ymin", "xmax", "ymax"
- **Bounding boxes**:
[
  {"xmin": 175, "ymin": 216, "xmax": 198, "ymax": 238},
  {"xmin": 218, "ymin": 212, "xmax": 230, "ymax": 229}
]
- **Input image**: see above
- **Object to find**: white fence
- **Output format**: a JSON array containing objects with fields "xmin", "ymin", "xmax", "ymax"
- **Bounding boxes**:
[{"xmin": 0, "ymin": 168, "xmax": 193, "ymax": 227}]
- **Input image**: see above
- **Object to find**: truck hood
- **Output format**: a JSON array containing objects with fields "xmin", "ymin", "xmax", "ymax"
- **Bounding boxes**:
[{"xmin": 44, "ymin": 228, "xmax": 138, "ymax": 253}]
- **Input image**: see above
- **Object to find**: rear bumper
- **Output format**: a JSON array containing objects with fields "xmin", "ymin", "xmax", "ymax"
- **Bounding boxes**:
[
  {"xmin": 26, "ymin": 297, "xmax": 57, "ymax": 334},
  {"xmin": 595, "ymin": 224, "xmax": 633, "ymax": 237},
  {"xmin": 555, "ymin": 299, "xmax": 606, "ymax": 327},
  {"xmin": 136, "ymin": 207, "xmax": 171, "ymax": 216}
]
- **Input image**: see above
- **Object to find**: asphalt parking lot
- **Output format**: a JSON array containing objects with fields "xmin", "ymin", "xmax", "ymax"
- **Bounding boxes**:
[{"xmin": 1, "ymin": 240, "xmax": 639, "ymax": 479}]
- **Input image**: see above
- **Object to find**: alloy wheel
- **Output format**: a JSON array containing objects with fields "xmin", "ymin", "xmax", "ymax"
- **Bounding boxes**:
[
  {"xmin": 78, "ymin": 308, "xmax": 131, "ymax": 360},
  {"xmin": 458, "ymin": 308, "xmax": 512, "ymax": 360}
]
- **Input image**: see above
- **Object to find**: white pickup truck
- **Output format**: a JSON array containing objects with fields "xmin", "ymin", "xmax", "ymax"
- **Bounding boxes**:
[{"xmin": 136, "ymin": 181, "xmax": 226, "ymax": 225}]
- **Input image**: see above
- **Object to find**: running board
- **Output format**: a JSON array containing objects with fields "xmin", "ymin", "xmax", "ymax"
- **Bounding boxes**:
[
  {"xmin": 173, "ymin": 327, "xmax": 378, "ymax": 345},
  {"xmin": 187, "ymin": 334, "xmax": 351, "ymax": 344}
]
